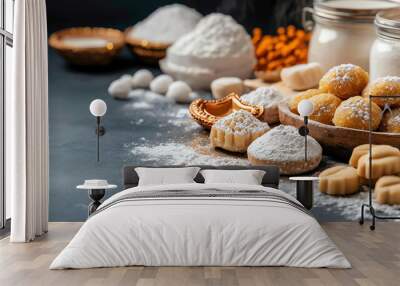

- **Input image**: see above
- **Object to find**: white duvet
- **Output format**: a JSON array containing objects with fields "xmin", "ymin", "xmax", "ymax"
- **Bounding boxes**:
[{"xmin": 50, "ymin": 183, "xmax": 350, "ymax": 269}]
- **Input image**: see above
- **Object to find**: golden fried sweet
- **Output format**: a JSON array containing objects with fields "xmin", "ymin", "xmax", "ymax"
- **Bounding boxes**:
[
  {"xmin": 362, "ymin": 76, "xmax": 400, "ymax": 107},
  {"xmin": 380, "ymin": 107, "xmax": 400, "ymax": 133},
  {"xmin": 319, "ymin": 165, "xmax": 360, "ymax": 195},
  {"xmin": 375, "ymin": 176, "xmax": 400, "ymax": 205},
  {"xmin": 308, "ymin": 93, "xmax": 342, "ymax": 124},
  {"xmin": 288, "ymin": 88, "xmax": 323, "ymax": 114},
  {"xmin": 332, "ymin": 96, "xmax": 382, "ymax": 130},
  {"xmin": 319, "ymin": 64, "xmax": 369, "ymax": 99}
]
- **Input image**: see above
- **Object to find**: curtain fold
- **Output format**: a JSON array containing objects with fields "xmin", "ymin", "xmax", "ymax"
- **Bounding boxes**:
[{"xmin": 8, "ymin": 0, "xmax": 49, "ymax": 242}]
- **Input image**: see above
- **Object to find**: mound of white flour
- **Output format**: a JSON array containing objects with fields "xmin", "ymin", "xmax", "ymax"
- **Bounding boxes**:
[
  {"xmin": 129, "ymin": 4, "xmax": 202, "ymax": 44},
  {"xmin": 160, "ymin": 13, "xmax": 255, "ymax": 90}
]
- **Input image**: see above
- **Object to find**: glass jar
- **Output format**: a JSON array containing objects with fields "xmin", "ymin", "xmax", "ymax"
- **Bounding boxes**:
[
  {"xmin": 303, "ymin": 0, "xmax": 398, "ymax": 72},
  {"xmin": 370, "ymin": 9, "xmax": 400, "ymax": 80}
]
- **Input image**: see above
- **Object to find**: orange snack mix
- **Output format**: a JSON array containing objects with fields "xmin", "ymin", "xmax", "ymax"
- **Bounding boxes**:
[{"xmin": 252, "ymin": 25, "xmax": 311, "ymax": 72}]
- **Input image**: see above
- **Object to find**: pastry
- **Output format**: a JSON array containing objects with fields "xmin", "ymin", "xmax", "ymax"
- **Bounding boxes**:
[
  {"xmin": 240, "ymin": 87, "xmax": 284, "ymax": 124},
  {"xmin": 281, "ymin": 62, "xmax": 323, "ymax": 91},
  {"xmin": 166, "ymin": 81, "xmax": 193, "ymax": 103},
  {"xmin": 362, "ymin": 76, "xmax": 400, "ymax": 108},
  {"xmin": 353, "ymin": 145, "xmax": 400, "ymax": 179},
  {"xmin": 150, "ymin": 74, "xmax": 174, "ymax": 94},
  {"xmin": 319, "ymin": 166, "xmax": 360, "ymax": 195},
  {"xmin": 211, "ymin": 77, "xmax": 244, "ymax": 99},
  {"xmin": 319, "ymin": 64, "xmax": 369, "ymax": 99},
  {"xmin": 210, "ymin": 110, "xmax": 270, "ymax": 153},
  {"xmin": 332, "ymin": 96, "xmax": 382, "ymax": 130},
  {"xmin": 288, "ymin": 88, "xmax": 323, "ymax": 114},
  {"xmin": 375, "ymin": 176, "xmax": 400, "ymax": 205},
  {"xmin": 247, "ymin": 125, "xmax": 322, "ymax": 175},
  {"xmin": 380, "ymin": 107, "xmax": 400, "ymax": 133},
  {"xmin": 308, "ymin": 93, "xmax": 342, "ymax": 124}
]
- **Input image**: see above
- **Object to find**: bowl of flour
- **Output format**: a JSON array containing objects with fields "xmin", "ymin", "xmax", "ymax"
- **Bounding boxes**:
[{"xmin": 125, "ymin": 4, "xmax": 202, "ymax": 63}]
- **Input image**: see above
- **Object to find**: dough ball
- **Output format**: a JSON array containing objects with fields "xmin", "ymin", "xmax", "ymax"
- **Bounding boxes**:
[
  {"xmin": 288, "ymin": 89, "xmax": 323, "ymax": 114},
  {"xmin": 319, "ymin": 64, "xmax": 369, "ymax": 99},
  {"xmin": 309, "ymin": 93, "xmax": 342, "ymax": 125},
  {"xmin": 380, "ymin": 108, "xmax": 400, "ymax": 133},
  {"xmin": 132, "ymin": 69, "xmax": 154, "ymax": 88},
  {"xmin": 211, "ymin": 77, "xmax": 244, "ymax": 99},
  {"xmin": 108, "ymin": 76, "xmax": 132, "ymax": 99},
  {"xmin": 332, "ymin": 96, "xmax": 382, "ymax": 130},
  {"xmin": 150, "ymin": 74, "xmax": 174, "ymax": 94},
  {"xmin": 166, "ymin": 81, "xmax": 193, "ymax": 103},
  {"xmin": 362, "ymin": 76, "xmax": 400, "ymax": 108}
]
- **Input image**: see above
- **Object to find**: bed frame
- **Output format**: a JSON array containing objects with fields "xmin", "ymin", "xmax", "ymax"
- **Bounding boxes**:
[{"xmin": 123, "ymin": 165, "xmax": 280, "ymax": 190}]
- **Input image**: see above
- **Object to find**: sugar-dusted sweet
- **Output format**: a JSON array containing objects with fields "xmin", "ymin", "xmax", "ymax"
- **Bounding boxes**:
[
  {"xmin": 281, "ymin": 62, "xmax": 323, "ymax": 91},
  {"xmin": 288, "ymin": 88, "xmax": 323, "ymax": 114},
  {"xmin": 375, "ymin": 176, "xmax": 400, "ymax": 205},
  {"xmin": 211, "ymin": 77, "xmax": 244, "ymax": 99},
  {"xmin": 362, "ymin": 76, "xmax": 400, "ymax": 108},
  {"xmin": 309, "ymin": 93, "xmax": 342, "ymax": 124},
  {"xmin": 332, "ymin": 96, "xmax": 382, "ymax": 131},
  {"xmin": 380, "ymin": 107, "xmax": 400, "ymax": 133},
  {"xmin": 319, "ymin": 64, "xmax": 369, "ymax": 99},
  {"xmin": 353, "ymin": 145, "xmax": 400, "ymax": 179},
  {"xmin": 210, "ymin": 110, "xmax": 270, "ymax": 153},
  {"xmin": 319, "ymin": 165, "xmax": 360, "ymax": 195}
]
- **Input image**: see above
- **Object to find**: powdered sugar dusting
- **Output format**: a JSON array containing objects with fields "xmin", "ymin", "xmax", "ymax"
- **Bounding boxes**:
[
  {"xmin": 240, "ymin": 87, "xmax": 284, "ymax": 108},
  {"xmin": 327, "ymin": 63, "xmax": 358, "ymax": 86},
  {"xmin": 248, "ymin": 125, "xmax": 322, "ymax": 162},
  {"xmin": 213, "ymin": 110, "xmax": 270, "ymax": 135},
  {"xmin": 341, "ymin": 97, "xmax": 370, "ymax": 122}
]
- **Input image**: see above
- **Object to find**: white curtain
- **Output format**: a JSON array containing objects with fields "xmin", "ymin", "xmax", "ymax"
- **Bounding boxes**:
[{"xmin": 7, "ymin": 0, "xmax": 49, "ymax": 242}]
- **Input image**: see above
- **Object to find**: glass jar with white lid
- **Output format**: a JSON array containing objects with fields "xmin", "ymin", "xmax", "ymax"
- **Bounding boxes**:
[
  {"xmin": 370, "ymin": 9, "xmax": 400, "ymax": 80},
  {"xmin": 303, "ymin": 0, "xmax": 398, "ymax": 72}
]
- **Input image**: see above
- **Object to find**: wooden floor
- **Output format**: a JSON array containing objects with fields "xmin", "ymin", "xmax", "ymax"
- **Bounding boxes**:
[{"xmin": 0, "ymin": 222, "xmax": 399, "ymax": 286}]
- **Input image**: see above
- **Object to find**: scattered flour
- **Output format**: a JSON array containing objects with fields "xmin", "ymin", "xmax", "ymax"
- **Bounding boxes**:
[
  {"xmin": 213, "ymin": 110, "xmax": 270, "ymax": 135},
  {"xmin": 129, "ymin": 4, "xmax": 202, "ymax": 44}
]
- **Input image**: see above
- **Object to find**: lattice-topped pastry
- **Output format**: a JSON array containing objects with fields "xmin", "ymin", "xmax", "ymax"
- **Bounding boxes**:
[
  {"xmin": 319, "ymin": 64, "xmax": 369, "ymax": 99},
  {"xmin": 363, "ymin": 76, "xmax": 400, "ymax": 108},
  {"xmin": 332, "ymin": 96, "xmax": 382, "ymax": 130},
  {"xmin": 210, "ymin": 110, "xmax": 270, "ymax": 153}
]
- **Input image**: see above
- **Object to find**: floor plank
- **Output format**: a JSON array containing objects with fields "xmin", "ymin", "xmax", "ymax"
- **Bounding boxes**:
[{"xmin": 0, "ymin": 222, "xmax": 399, "ymax": 286}]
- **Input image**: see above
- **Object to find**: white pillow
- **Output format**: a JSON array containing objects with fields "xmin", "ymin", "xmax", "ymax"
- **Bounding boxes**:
[
  {"xmin": 200, "ymin": 169, "xmax": 266, "ymax": 185},
  {"xmin": 135, "ymin": 167, "xmax": 200, "ymax": 186}
]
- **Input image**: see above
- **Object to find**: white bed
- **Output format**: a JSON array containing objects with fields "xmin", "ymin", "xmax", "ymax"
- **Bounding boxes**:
[{"xmin": 50, "ymin": 181, "xmax": 350, "ymax": 269}]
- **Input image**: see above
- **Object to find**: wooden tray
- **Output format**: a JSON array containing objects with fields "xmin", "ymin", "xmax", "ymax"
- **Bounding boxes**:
[{"xmin": 279, "ymin": 102, "xmax": 400, "ymax": 152}]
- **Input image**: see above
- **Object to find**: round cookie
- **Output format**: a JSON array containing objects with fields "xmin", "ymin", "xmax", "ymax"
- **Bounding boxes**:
[
  {"xmin": 375, "ymin": 176, "xmax": 400, "ymax": 205},
  {"xmin": 210, "ymin": 110, "xmax": 270, "ymax": 153},
  {"xmin": 362, "ymin": 76, "xmax": 400, "ymax": 108},
  {"xmin": 319, "ymin": 64, "xmax": 369, "ymax": 99},
  {"xmin": 247, "ymin": 125, "xmax": 322, "ymax": 175},
  {"xmin": 332, "ymin": 96, "xmax": 382, "ymax": 131},
  {"xmin": 319, "ymin": 165, "xmax": 360, "ymax": 196},
  {"xmin": 288, "ymin": 89, "xmax": 323, "ymax": 114},
  {"xmin": 380, "ymin": 107, "xmax": 400, "ymax": 133},
  {"xmin": 309, "ymin": 93, "xmax": 342, "ymax": 125}
]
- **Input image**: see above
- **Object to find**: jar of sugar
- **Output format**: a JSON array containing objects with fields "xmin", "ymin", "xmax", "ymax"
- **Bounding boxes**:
[
  {"xmin": 303, "ymin": 0, "xmax": 398, "ymax": 73},
  {"xmin": 370, "ymin": 9, "xmax": 400, "ymax": 80}
]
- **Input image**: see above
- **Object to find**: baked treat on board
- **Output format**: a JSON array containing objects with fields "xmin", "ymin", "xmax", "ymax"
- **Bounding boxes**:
[
  {"xmin": 247, "ymin": 125, "xmax": 322, "ymax": 175},
  {"xmin": 210, "ymin": 110, "xmax": 270, "ymax": 153},
  {"xmin": 332, "ymin": 96, "xmax": 382, "ymax": 130},
  {"xmin": 319, "ymin": 165, "xmax": 360, "ymax": 195},
  {"xmin": 319, "ymin": 64, "xmax": 369, "ymax": 99},
  {"xmin": 308, "ymin": 93, "xmax": 342, "ymax": 125},
  {"xmin": 362, "ymin": 76, "xmax": 400, "ymax": 108},
  {"xmin": 281, "ymin": 62, "xmax": 323, "ymax": 91}
]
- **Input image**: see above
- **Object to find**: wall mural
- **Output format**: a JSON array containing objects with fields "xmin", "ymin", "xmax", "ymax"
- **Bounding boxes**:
[{"xmin": 47, "ymin": 0, "xmax": 400, "ymax": 222}]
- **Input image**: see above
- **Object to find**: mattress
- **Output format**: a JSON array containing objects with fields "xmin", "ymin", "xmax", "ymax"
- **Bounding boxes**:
[{"xmin": 50, "ymin": 183, "xmax": 351, "ymax": 269}]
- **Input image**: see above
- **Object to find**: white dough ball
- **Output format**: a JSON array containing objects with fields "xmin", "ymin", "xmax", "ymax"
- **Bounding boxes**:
[
  {"xmin": 166, "ymin": 81, "xmax": 193, "ymax": 103},
  {"xmin": 132, "ymin": 69, "xmax": 154, "ymax": 88},
  {"xmin": 120, "ymin": 74, "xmax": 132, "ymax": 81},
  {"xmin": 211, "ymin": 77, "xmax": 244, "ymax": 99},
  {"xmin": 108, "ymin": 77, "xmax": 132, "ymax": 99},
  {"xmin": 150, "ymin": 74, "xmax": 174, "ymax": 94}
]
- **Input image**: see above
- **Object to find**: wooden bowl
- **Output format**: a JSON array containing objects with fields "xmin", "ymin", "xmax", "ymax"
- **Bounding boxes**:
[
  {"xmin": 189, "ymin": 93, "xmax": 264, "ymax": 129},
  {"xmin": 124, "ymin": 27, "xmax": 171, "ymax": 64},
  {"xmin": 49, "ymin": 27, "xmax": 125, "ymax": 66},
  {"xmin": 279, "ymin": 102, "xmax": 400, "ymax": 153}
]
